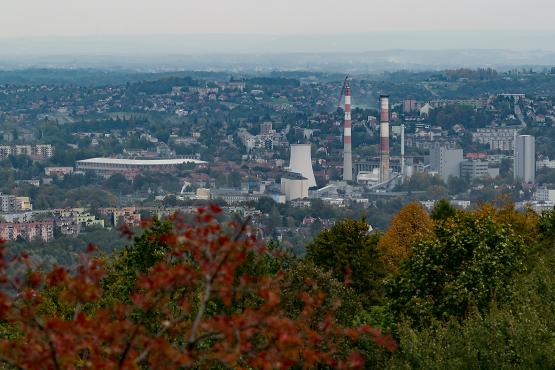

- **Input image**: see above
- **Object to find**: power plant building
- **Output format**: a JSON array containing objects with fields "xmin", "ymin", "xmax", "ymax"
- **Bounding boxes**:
[
  {"xmin": 281, "ymin": 172, "xmax": 309, "ymax": 201},
  {"xmin": 514, "ymin": 135, "xmax": 535, "ymax": 183}
]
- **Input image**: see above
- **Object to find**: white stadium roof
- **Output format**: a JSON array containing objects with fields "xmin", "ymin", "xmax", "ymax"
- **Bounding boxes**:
[{"xmin": 77, "ymin": 157, "xmax": 207, "ymax": 166}]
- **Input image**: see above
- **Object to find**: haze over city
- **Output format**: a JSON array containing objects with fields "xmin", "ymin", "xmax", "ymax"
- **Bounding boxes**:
[
  {"xmin": 1, "ymin": 0, "xmax": 555, "ymax": 56},
  {"xmin": 3, "ymin": 0, "xmax": 555, "ymax": 36}
]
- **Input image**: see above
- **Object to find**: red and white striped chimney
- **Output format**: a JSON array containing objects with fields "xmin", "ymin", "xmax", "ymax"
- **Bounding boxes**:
[
  {"xmin": 343, "ymin": 82, "xmax": 353, "ymax": 181},
  {"xmin": 379, "ymin": 95, "xmax": 390, "ymax": 182}
]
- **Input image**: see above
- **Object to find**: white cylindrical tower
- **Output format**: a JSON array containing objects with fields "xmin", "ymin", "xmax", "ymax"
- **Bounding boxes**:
[{"xmin": 289, "ymin": 144, "xmax": 317, "ymax": 188}]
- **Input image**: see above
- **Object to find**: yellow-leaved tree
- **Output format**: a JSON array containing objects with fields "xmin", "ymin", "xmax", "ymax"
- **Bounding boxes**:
[{"xmin": 378, "ymin": 203, "xmax": 434, "ymax": 272}]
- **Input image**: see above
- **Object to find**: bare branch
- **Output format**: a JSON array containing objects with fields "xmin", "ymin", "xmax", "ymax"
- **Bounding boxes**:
[{"xmin": 118, "ymin": 324, "xmax": 140, "ymax": 369}]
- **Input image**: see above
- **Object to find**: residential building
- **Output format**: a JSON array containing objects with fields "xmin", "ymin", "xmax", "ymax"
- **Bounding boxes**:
[
  {"xmin": 460, "ymin": 159, "xmax": 499, "ymax": 180},
  {"xmin": 0, "ymin": 194, "xmax": 33, "ymax": 212},
  {"xmin": 537, "ymin": 158, "xmax": 555, "ymax": 169},
  {"xmin": 403, "ymin": 99, "xmax": 417, "ymax": 114},
  {"xmin": 16, "ymin": 197, "xmax": 32, "ymax": 211},
  {"xmin": 429, "ymin": 145, "xmax": 464, "ymax": 181},
  {"xmin": 53, "ymin": 208, "xmax": 105, "ymax": 229},
  {"xmin": 45, "ymin": 167, "xmax": 74, "ymax": 177},
  {"xmin": 260, "ymin": 122, "xmax": 273, "ymax": 136},
  {"xmin": 534, "ymin": 187, "xmax": 555, "ymax": 203},
  {"xmin": 514, "ymin": 135, "xmax": 535, "ymax": 183},
  {"xmin": 0, "ymin": 144, "xmax": 54, "ymax": 160},
  {"xmin": 210, "ymin": 189, "xmax": 262, "ymax": 205},
  {"xmin": 111, "ymin": 208, "xmax": 141, "ymax": 228},
  {"xmin": 472, "ymin": 128, "xmax": 518, "ymax": 151},
  {"xmin": 0, "ymin": 221, "xmax": 55, "ymax": 242}
]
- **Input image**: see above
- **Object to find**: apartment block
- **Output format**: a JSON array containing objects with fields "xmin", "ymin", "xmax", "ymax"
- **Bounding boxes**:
[
  {"xmin": 0, "ymin": 194, "xmax": 33, "ymax": 212},
  {"xmin": 0, "ymin": 144, "xmax": 54, "ymax": 160},
  {"xmin": 0, "ymin": 221, "xmax": 55, "ymax": 242},
  {"xmin": 472, "ymin": 128, "xmax": 517, "ymax": 151},
  {"xmin": 460, "ymin": 159, "xmax": 499, "ymax": 180}
]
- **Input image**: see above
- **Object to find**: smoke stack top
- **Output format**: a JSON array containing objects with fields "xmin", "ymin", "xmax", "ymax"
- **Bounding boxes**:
[{"xmin": 380, "ymin": 95, "xmax": 389, "ymax": 123}]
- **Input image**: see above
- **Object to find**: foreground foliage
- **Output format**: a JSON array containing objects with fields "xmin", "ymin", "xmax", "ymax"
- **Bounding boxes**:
[
  {"xmin": 388, "ymin": 208, "xmax": 555, "ymax": 369},
  {"xmin": 2, "ymin": 201, "xmax": 555, "ymax": 369},
  {"xmin": 306, "ymin": 219, "xmax": 385, "ymax": 305},
  {"xmin": 386, "ymin": 208, "xmax": 526, "ymax": 326},
  {"xmin": 0, "ymin": 206, "xmax": 395, "ymax": 369}
]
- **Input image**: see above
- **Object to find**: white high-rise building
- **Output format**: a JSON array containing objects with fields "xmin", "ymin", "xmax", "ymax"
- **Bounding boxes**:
[{"xmin": 514, "ymin": 135, "xmax": 535, "ymax": 183}]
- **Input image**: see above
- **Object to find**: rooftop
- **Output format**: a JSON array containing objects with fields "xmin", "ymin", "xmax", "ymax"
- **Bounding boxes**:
[{"xmin": 76, "ymin": 157, "xmax": 207, "ymax": 166}]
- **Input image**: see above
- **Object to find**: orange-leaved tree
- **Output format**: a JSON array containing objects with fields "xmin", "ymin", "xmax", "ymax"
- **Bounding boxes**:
[
  {"xmin": 0, "ymin": 205, "xmax": 396, "ymax": 369},
  {"xmin": 378, "ymin": 203, "xmax": 434, "ymax": 272}
]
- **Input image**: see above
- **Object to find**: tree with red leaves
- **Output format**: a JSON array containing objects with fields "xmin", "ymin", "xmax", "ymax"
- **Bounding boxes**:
[{"xmin": 0, "ymin": 205, "xmax": 396, "ymax": 369}]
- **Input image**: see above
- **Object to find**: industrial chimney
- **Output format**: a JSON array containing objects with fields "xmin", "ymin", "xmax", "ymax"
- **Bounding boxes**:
[
  {"xmin": 400, "ymin": 124, "xmax": 405, "ymax": 176},
  {"xmin": 289, "ymin": 144, "xmax": 317, "ymax": 188},
  {"xmin": 343, "ymin": 81, "xmax": 353, "ymax": 181},
  {"xmin": 379, "ymin": 95, "xmax": 390, "ymax": 182}
]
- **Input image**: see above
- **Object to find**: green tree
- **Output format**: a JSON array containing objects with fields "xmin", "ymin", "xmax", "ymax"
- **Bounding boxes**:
[
  {"xmin": 102, "ymin": 219, "xmax": 173, "ymax": 303},
  {"xmin": 430, "ymin": 199, "xmax": 457, "ymax": 220},
  {"xmin": 386, "ymin": 210, "xmax": 526, "ymax": 327},
  {"xmin": 388, "ymin": 208, "xmax": 555, "ymax": 369},
  {"xmin": 268, "ymin": 206, "xmax": 282, "ymax": 229},
  {"xmin": 105, "ymin": 173, "xmax": 132, "ymax": 194},
  {"xmin": 306, "ymin": 219, "xmax": 385, "ymax": 305},
  {"xmin": 228, "ymin": 172, "xmax": 242, "ymax": 188},
  {"xmin": 447, "ymin": 175, "xmax": 468, "ymax": 195},
  {"xmin": 426, "ymin": 185, "xmax": 449, "ymax": 200},
  {"xmin": 281, "ymin": 260, "xmax": 363, "ymax": 327}
]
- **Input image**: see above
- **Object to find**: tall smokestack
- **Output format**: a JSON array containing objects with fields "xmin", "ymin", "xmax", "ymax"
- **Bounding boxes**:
[
  {"xmin": 343, "ymin": 81, "xmax": 353, "ymax": 181},
  {"xmin": 379, "ymin": 95, "xmax": 390, "ymax": 182},
  {"xmin": 400, "ymin": 124, "xmax": 405, "ymax": 175}
]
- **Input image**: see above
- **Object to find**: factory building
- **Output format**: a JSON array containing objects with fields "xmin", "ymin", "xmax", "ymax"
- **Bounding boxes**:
[{"xmin": 281, "ymin": 172, "xmax": 309, "ymax": 201}]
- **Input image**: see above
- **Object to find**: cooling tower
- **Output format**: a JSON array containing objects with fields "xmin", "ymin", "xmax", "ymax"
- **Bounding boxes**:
[{"xmin": 289, "ymin": 144, "xmax": 317, "ymax": 188}]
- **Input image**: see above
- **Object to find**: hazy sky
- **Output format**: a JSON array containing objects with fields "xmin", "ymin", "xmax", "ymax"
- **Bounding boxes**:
[{"xmin": 1, "ymin": 0, "xmax": 554, "ymax": 37}]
